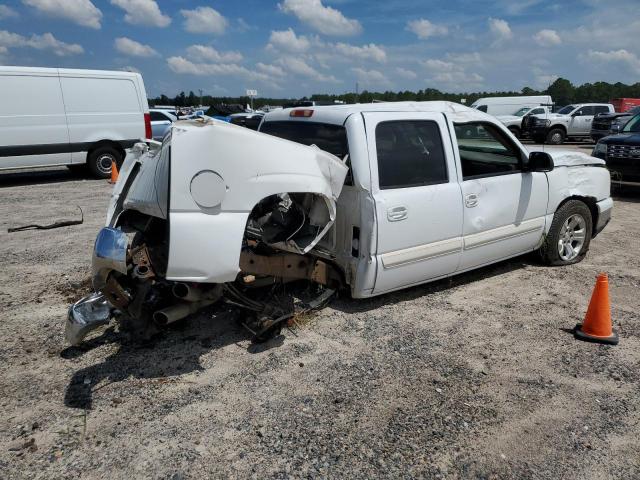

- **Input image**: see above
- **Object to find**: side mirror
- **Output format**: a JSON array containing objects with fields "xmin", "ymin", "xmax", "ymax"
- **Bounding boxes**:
[
  {"xmin": 528, "ymin": 151, "xmax": 554, "ymax": 172},
  {"xmin": 571, "ymin": 112, "xmax": 580, "ymax": 117}
]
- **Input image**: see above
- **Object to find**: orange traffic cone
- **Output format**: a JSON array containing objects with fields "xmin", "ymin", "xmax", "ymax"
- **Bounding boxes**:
[
  {"xmin": 574, "ymin": 273, "xmax": 618, "ymax": 345},
  {"xmin": 109, "ymin": 159, "xmax": 119, "ymax": 184}
]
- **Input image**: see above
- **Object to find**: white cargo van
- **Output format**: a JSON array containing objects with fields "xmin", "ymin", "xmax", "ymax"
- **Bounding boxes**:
[
  {"xmin": 0, "ymin": 66, "xmax": 151, "ymax": 178},
  {"xmin": 470, "ymin": 95, "xmax": 552, "ymax": 116}
]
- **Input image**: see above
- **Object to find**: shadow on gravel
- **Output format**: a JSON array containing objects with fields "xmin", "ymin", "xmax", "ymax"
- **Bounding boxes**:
[
  {"xmin": 0, "ymin": 167, "xmax": 92, "ymax": 187},
  {"xmin": 332, "ymin": 255, "xmax": 537, "ymax": 315},
  {"xmin": 62, "ymin": 307, "xmax": 280, "ymax": 410}
]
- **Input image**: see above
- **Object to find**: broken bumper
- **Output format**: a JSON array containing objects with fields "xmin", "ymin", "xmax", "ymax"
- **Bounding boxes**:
[
  {"xmin": 66, "ymin": 292, "xmax": 112, "ymax": 345},
  {"xmin": 65, "ymin": 227, "xmax": 128, "ymax": 345}
]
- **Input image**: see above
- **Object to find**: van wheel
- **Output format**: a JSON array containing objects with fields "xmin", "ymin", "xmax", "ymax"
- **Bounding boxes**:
[
  {"xmin": 508, "ymin": 126, "xmax": 521, "ymax": 138},
  {"xmin": 88, "ymin": 146, "xmax": 121, "ymax": 179},
  {"xmin": 540, "ymin": 200, "xmax": 592, "ymax": 266},
  {"xmin": 546, "ymin": 128, "xmax": 565, "ymax": 145}
]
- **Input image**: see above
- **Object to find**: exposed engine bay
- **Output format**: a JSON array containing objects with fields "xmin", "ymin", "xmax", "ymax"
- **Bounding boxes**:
[{"xmin": 67, "ymin": 120, "xmax": 348, "ymax": 345}]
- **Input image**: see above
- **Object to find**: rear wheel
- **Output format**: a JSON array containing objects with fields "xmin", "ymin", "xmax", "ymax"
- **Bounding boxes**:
[
  {"xmin": 540, "ymin": 200, "xmax": 592, "ymax": 266},
  {"xmin": 87, "ymin": 146, "xmax": 122, "ymax": 179},
  {"xmin": 546, "ymin": 128, "xmax": 565, "ymax": 145}
]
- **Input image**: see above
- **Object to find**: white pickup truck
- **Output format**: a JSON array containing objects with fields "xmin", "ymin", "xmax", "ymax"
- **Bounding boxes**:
[
  {"xmin": 523, "ymin": 103, "xmax": 615, "ymax": 144},
  {"xmin": 496, "ymin": 105, "xmax": 551, "ymax": 138},
  {"xmin": 67, "ymin": 102, "xmax": 613, "ymax": 344}
]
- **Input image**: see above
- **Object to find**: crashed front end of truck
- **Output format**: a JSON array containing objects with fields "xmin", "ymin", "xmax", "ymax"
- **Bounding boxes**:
[{"xmin": 67, "ymin": 119, "xmax": 348, "ymax": 345}]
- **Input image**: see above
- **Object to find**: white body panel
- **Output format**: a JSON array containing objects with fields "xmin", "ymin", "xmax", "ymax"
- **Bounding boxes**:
[
  {"xmin": 0, "ymin": 66, "xmax": 148, "ymax": 170},
  {"xmin": 166, "ymin": 120, "xmax": 347, "ymax": 282}
]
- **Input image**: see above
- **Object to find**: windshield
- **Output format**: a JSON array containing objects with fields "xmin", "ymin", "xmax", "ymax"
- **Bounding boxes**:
[
  {"xmin": 622, "ymin": 114, "xmax": 640, "ymax": 133},
  {"xmin": 513, "ymin": 107, "xmax": 530, "ymax": 117},
  {"xmin": 259, "ymin": 121, "xmax": 349, "ymax": 158},
  {"xmin": 557, "ymin": 105, "xmax": 576, "ymax": 115}
]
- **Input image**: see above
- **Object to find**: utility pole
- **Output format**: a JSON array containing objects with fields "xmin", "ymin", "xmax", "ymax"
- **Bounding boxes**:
[{"xmin": 355, "ymin": 81, "xmax": 359, "ymax": 103}]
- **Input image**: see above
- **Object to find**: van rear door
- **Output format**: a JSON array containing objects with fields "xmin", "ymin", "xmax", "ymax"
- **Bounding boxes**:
[{"xmin": 0, "ymin": 71, "xmax": 71, "ymax": 169}]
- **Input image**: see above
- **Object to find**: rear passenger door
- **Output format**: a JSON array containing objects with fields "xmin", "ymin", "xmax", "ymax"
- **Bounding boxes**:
[
  {"xmin": 0, "ymin": 73, "xmax": 70, "ymax": 169},
  {"xmin": 364, "ymin": 112, "xmax": 464, "ymax": 294}
]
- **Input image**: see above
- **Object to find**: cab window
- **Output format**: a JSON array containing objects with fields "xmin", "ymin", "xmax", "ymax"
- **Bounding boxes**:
[
  {"xmin": 454, "ymin": 123, "xmax": 523, "ymax": 179},
  {"xmin": 375, "ymin": 120, "xmax": 447, "ymax": 189}
]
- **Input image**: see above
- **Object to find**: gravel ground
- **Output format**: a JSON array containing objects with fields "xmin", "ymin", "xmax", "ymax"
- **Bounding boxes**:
[{"xmin": 0, "ymin": 161, "xmax": 638, "ymax": 480}]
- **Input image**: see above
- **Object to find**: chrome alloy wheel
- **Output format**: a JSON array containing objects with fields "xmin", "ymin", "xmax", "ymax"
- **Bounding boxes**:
[
  {"xmin": 558, "ymin": 213, "xmax": 587, "ymax": 261},
  {"xmin": 550, "ymin": 131, "xmax": 563, "ymax": 144}
]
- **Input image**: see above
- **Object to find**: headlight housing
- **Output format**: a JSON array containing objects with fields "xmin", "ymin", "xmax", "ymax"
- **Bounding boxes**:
[{"xmin": 593, "ymin": 142, "xmax": 607, "ymax": 155}]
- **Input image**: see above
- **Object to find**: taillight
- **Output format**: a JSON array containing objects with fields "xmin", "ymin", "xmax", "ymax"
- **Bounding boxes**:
[
  {"xmin": 144, "ymin": 112, "xmax": 152, "ymax": 139},
  {"xmin": 290, "ymin": 109, "xmax": 314, "ymax": 118}
]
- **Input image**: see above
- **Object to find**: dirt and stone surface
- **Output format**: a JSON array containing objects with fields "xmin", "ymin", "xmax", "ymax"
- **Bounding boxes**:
[{"xmin": 1, "ymin": 157, "xmax": 639, "ymax": 479}]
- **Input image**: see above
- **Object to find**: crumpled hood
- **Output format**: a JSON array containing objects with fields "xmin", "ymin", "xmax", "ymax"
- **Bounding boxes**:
[{"xmin": 542, "ymin": 150, "xmax": 605, "ymax": 167}]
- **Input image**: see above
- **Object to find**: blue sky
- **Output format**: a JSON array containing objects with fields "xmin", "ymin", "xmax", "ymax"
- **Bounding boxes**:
[{"xmin": 1, "ymin": 0, "xmax": 639, "ymax": 98}]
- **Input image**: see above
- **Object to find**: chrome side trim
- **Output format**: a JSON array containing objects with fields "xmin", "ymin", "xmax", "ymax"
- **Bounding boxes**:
[
  {"xmin": 464, "ymin": 218, "xmax": 544, "ymax": 250},
  {"xmin": 381, "ymin": 237, "xmax": 462, "ymax": 269}
]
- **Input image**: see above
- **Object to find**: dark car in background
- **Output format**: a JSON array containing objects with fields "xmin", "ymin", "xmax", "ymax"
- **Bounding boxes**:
[
  {"xmin": 592, "ymin": 113, "xmax": 640, "ymax": 188},
  {"xmin": 590, "ymin": 105, "xmax": 640, "ymax": 142}
]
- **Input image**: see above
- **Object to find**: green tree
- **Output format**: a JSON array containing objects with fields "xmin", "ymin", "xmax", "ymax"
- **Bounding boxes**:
[{"xmin": 546, "ymin": 78, "xmax": 574, "ymax": 105}]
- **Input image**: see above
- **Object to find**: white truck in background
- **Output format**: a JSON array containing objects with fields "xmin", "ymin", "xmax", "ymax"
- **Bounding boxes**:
[
  {"xmin": 0, "ymin": 66, "xmax": 151, "ymax": 178},
  {"xmin": 67, "ymin": 101, "xmax": 613, "ymax": 345},
  {"xmin": 470, "ymin": 95, "xmax": 552, "ymax": 116},
  {"xmin": 496, "ymin": 105, "xmax": 552, "ymax": 138},
  {"xmin": 523, "ymin": 103, "xmax": 615, "ymax": 144}
]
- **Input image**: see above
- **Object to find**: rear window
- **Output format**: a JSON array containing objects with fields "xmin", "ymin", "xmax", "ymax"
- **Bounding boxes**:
[{"xmin": 259, "ymin": 121, "xmax": 349, "ymax": 159}]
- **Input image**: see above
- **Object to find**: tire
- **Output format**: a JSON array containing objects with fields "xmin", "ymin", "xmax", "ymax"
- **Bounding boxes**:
[
  {"xmin": 540, "ymin": 200, "xmax": 593, "ymax": 266},
  {"xmin": 87, "ymin": 146, "xmax": 122, "ymax": 179},
  {"xmin": 508, "ymin": 126, "xmax": 521, "ymax": 138},
  {"xmin": 546, "ymin": 128, "xmax": 565, "ymax": 145}
]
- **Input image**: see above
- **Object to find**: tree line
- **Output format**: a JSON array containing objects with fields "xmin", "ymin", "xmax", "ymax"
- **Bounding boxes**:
[{"xmin": 149, "ymin": 78, "xmax": 640, "ymax": 110}]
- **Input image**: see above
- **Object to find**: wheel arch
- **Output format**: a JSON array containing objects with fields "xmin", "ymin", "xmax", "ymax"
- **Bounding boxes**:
[
  {"xmin": 554, "ymin": 195, "xmax": 598, "ymax": 233},
  {"xmin": 549, "ymin": 124, "xmax": 567, "ymax": 134}
]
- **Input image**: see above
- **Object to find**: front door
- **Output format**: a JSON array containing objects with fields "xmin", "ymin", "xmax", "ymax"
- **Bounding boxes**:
[
  {"xmin": 451, "ymin": 122, "xmax": 548, "ymax": 271},
  {"xmin": 364, "ymin": 112, "xmax": 464, "ymax": 294},
  {"xmin": 570, "ymin": 106, "xmax": 595, "ymax": 135}
]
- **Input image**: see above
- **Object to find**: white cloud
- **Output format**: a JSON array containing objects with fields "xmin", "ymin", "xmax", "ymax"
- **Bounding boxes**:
[
  {"xmin": 276, "ymin": 56, "xmax": 339, "ymax": 82},
  {"xmin": 268, "ymin": 28, "xmax": 311, "ymax": 53},
  {"xmin": 405, "ymin": 19, "xmax": 448, "ymax": 39},
  {"xmin": 395, "ymin": 67, "xmax": 417, "ymax": 80},
  {"xmin": 351, "ymin": 67, "xmax": 391, "ymax": 87},
  {"xmin": 181, "ymin": 6, "xmax": 227, "ymax": 35},
  {"xmin": 0, "ymin": 30, "xmax": 83, "ymax": 56},
  {"xmin": 279, "ymin": 0, "xmax": 362, "ymax": 36},
  {"xmin": 533, "ymin": 29, "xmax": 561, "ymax": 47},
  {"xmin": 334, "ymin": 42, "xmax": 386, "ymax": 62},
  {"xmin": 0, "ymin": 4, "xmax": 19, "ymax": 19},
  {"xmin": 488, "ymin": 17, "xmax": 512, "ymax": 40},
  {"xmin": 22, "ymin": 0, "xmax": 101, "ymax": 29},
  {"xmin": 423, "ymin": 57, "xmax": 483, "ymax": 89},
  {"xmin": 111, "ymin": 0, "xmax": 170, "ymax": 28},
  {"xmin": 167, "ymin": 56, "xmax": 273, "ymax": 84},
  {"xmin": 186, "ymin": 44, "xmax": 242, "ymax": 63},
  {"xmin": 114, "ymin": 37, "xmax": 158, "ymax": 57},
  {"xmin": 586, "ymin": 49, "xmax": 640, "ymax": 74},
  {"xmin": 256, "ymin": 62, "xmax": 286, "ymax": 77}
]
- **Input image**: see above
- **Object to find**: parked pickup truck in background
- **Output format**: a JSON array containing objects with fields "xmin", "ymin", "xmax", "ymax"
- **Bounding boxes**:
[
  {"xmin": 496, "ymin": 105, "xmax": 551, "ymax": 138},
  {"xmin": 592, "ymin": 112, "xmax": 640, "ymax": 188},
  {"xmin": 590, "ymin": 105, "xmax": 640, "ymax": 141},
  {"xmin": 67, "ymin": 102, "xmax": 613, "ymax": 345},
  {"xmin": 523, "ymin": 103, "xmax": 614, "ymax": 144}
]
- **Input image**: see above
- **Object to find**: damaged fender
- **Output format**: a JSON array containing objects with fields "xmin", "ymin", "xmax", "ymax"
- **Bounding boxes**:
[{"xmin": 166, "ymin": 120, "xmax": 348, "ymax": 283}]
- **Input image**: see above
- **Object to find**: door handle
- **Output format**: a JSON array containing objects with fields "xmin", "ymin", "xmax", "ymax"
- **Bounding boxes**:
[
  {"xmin": 387, "ymin": 206, "xmax": 408, "ymax": 222},
  {"xmin": 465, "ymin": 193, "xmax": 478, "ymax": 208}
]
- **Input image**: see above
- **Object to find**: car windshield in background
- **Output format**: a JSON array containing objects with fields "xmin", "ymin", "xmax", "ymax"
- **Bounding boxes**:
[
  {"xmin": 260, "ymin": 121, "xmax": 349, "ymax": 159},
  {"xmin": 622, "ymin": 114, "xmax": 640, "ymax": 133},
  {"xmin": 513, "ymin": 107, "xmax": 530, "ymax": 117},
  {"xmin": 557, "ymin": 105, "xmax": 576, "ymax": 114}
]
